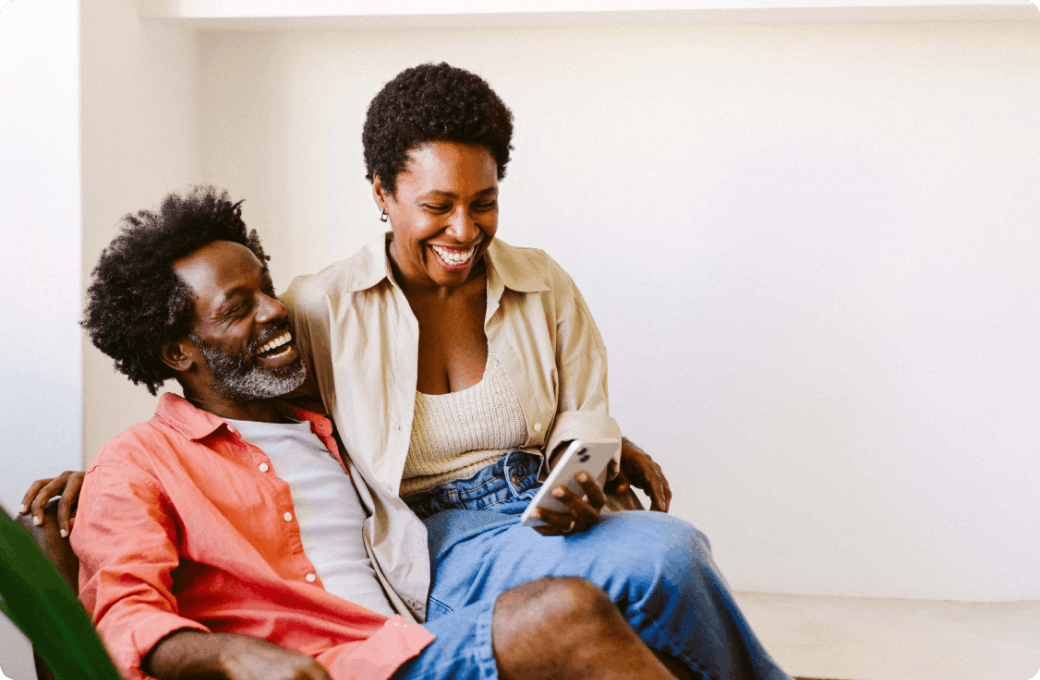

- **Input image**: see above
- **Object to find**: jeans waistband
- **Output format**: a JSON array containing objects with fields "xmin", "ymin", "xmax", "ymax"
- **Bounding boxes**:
[{"xmin": 402, "ymin": 451, "xmax": 542, "ymax": 520}]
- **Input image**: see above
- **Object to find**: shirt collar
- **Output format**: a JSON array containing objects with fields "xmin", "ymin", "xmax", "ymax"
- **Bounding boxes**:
[
  {"xmin": 484, "ymin": 239, "xmax": 550, "ymax": 294},
  {"xmin": 154, "ymin": 392, "xmax": 332, "ymax": 441},
  {"xmin": 339, "ymin": 233, "xmax": 549, "ymax": 295}
]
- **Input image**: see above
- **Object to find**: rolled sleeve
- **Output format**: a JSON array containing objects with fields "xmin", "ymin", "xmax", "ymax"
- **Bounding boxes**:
[
  {"xmin": 72, "ymin": 461, "xmax": 209, "ymax": 679},
  {"xmin": 543, "ymin": 260, "xmax": 622, "ymax": 472}
]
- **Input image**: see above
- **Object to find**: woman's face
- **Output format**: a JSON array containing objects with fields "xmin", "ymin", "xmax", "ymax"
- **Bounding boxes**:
[{"xmin": 375, "ymin": 141, "xmax": 499, "ymax": 290}]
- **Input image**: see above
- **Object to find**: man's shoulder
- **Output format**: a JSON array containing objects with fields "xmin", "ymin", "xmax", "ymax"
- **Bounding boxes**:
[{"xmin": 89, "ymin": 408, "xmax": 189, "ymax": 473}]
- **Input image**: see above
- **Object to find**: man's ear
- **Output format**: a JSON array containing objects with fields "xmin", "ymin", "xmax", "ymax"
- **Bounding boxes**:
[{"xmin": 159, "ymin": 337, "xmax": 196, "ymax": 374}]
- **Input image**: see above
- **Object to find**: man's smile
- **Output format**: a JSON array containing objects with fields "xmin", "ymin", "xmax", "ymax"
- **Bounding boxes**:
[{"xmin": 255, "ymin": 330, "xmax": 293, "ymax": 359}]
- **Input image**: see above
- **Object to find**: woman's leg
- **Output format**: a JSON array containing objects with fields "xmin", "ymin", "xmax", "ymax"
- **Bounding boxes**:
[{"xmin": 407, "ymin": 453, "xmax": 790, "ymax": 680}]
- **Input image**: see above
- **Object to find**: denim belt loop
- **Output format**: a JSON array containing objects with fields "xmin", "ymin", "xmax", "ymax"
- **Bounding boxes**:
[{"xmin": 502, "ymin": 450, "xmax": 540, "ymax": 497}]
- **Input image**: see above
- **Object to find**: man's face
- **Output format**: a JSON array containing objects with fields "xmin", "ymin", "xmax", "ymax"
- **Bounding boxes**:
[{"xmin": 172, "ymin": 240, "xmax": 305, "ymax": 403}]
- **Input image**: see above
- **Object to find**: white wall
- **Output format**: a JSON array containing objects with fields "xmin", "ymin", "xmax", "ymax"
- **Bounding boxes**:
[
  {"xmin": 80, "ymin": 0, "xmax": 201, "ymax": 463},
  {"xmin": 198, "ymin": 21, "xmax": 1040, "ymax": 602},
  {"xmin": 0, "ymin": 0, "xmax": 201, "ymax": 673},
  {"xmin": 0, "ymin": 0, "xmax": 82, "ymax": 676}
]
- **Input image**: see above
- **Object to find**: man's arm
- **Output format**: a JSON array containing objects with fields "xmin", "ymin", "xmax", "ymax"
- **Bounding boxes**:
[
  {"xmin": 144, "ymin": 630, "xmax": 331, "ymax": 680},
  {"xmin": 74, "ymin": 461, "xmax": 333, "ymax": 680},
  {"xmin": 72, "ymin": 462, "xmax": 211, "ymax": 679}
]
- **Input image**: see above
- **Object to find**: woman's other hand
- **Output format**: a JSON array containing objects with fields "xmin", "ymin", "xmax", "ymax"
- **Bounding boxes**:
[
  {"xmin": 530, "ymin": 471, "xmax": 607, "ymax": 537},
  {"xmin": 607, "ymin": 438, "xmax": 672, "ymax": 512},
  {"xmin": 19, "ymin": 470, "xmax": 85, "ymax": 538}
]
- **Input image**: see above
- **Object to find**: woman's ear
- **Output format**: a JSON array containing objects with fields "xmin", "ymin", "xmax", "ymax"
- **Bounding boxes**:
[
  {"xmin": 159, "ymin": 338, "xmax": 195, "ymax": 374},
  {"xmin": 372, "ymin": 175, "xmax": 391, "ymax": 211}
]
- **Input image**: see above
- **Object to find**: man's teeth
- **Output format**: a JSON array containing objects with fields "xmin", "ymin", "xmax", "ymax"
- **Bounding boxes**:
[
  {"xmin": 257, "ymin": 331, "xmax": 291, "ymax": 355},
  {"xmin": 265, "ymin": 345, "xmax": 292, "ymax": 359},
  {"xmin": 431, "ymin": 245, "xmax": 475, "ymax": 266}
]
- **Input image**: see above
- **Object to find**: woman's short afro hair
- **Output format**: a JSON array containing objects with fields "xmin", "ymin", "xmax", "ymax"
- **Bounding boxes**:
[
  {"xmin": 362, "ymin": 62, "xmax": 514, "ymax": 195},
  {"xmin": 82, "ymin": 186, "xmax": 269, "ymax": 395}
]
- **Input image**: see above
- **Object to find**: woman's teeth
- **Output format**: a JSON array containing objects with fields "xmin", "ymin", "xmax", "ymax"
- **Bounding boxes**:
[
  {"xmin": 431, "ymin": 245, "xmax": 475, "ymax": 266},
  {"xmin": 257, "ymin": 331, "xmax": 292, "ymax": 355}
]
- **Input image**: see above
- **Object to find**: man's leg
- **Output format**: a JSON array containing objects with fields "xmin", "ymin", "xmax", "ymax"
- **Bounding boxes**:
[
  {"xmin": 492, "ymin": 577, "xmax": 680, "ymax": 680},
  {"xmin": 391, "ymin": 577, "xmax": 681, "ymax": 680}
]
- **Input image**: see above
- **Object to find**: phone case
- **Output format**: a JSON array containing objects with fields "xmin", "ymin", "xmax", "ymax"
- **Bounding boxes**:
[{"xmin": 519, "ymin": 438, "xmax": 619, "ymax": 528}]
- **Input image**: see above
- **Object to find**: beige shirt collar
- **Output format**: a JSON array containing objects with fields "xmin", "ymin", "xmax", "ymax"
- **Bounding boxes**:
[{"xmin": 341, "ymin": 233, "xmax": 550, "ymax": 296}]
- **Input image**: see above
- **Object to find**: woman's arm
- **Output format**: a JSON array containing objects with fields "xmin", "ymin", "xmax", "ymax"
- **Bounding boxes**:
[{"xmin": 20, "ymin": 471, "xmax": 84, "ymax": 537}]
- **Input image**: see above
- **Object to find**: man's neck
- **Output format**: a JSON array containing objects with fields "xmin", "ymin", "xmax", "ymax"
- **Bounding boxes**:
[{"xmin": 183, "ymin": 389, "xmax": 283, "ymax": 423}]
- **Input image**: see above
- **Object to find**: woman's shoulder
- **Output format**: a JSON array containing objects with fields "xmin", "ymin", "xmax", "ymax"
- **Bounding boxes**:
[
  {"xmin": 488, "ymin": 238, "xmax": 571, "ymax": 291},
  {"xmin": 284, "ymin": 234, "xmax": 389, "ymax": 309}
]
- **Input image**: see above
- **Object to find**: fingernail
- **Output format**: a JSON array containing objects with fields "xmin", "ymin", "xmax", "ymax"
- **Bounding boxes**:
[
  {"xmin": 552, "ymin": 487, "xmax": 565, "ymax": 498},
  {"xmin": 19, "ymin": 503, "xmax": 27, "ymax": 514},
  {"xmin": 576, "ymin": 472, "xmax": 588, "ymax": 482},
  {"xmin": 33, "ymin": 515, "xmax": 42, "ymax": 526},
  {"xmin": 531, "ymin": 510, "xmax": 541, "ymax": 519},
  {"xmin": 60, "ymin": 529, "xmax": 68, "ymax": 538}
]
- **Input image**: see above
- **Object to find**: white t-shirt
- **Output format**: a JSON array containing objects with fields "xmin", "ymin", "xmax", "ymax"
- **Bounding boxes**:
[{"xmin": 225, "ymin": 417, "xmax": 395, "ymax": 617}]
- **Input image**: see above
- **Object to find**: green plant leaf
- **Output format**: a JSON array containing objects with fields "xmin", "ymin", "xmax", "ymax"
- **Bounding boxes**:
[{"xmin": 0, "ymin": 506, "xmax": 122, "ymax": 680}]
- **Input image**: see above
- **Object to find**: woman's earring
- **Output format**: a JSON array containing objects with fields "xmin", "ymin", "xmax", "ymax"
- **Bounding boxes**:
[{"xmin": 380, "ymin": 210, "xmax": 388, "ymax": 223}]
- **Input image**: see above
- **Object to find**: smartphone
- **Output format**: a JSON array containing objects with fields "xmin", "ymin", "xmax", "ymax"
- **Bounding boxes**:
[{"xmin": 520, "ymin": 438, "xmax": 620, "ymax": 528}]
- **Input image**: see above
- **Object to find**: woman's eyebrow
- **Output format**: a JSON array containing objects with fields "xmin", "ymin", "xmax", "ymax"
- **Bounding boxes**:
[{"xmin": 420, "ymin": 187, "xmax": 499, "ymax": 199}]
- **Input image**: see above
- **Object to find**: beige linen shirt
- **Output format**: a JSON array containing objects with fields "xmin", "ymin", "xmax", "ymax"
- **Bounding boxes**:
[{"xmin": 281, "ymin": 234, "xmax": 622, "ymax": 619}]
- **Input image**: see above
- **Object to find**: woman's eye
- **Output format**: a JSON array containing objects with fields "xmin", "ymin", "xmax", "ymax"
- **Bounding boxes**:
[{"xmin": 423, "ymin": 204, "xmax": 450, "ymax": 213}]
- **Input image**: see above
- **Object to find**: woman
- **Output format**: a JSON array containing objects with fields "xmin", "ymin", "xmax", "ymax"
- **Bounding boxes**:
[{"xmin": 25, "ymin": 64, "xmax": 791, "ymax": 679}]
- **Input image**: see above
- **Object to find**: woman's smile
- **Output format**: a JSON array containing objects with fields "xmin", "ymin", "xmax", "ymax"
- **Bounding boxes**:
[{"xmin": 430, "ymin": 243, "xmax": 478, "ymax": 269}]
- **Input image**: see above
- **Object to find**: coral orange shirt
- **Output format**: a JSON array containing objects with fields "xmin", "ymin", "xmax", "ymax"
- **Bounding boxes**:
[{"xmin": 71, "ymin": 393, "xmax": 433, "ymax": 680}]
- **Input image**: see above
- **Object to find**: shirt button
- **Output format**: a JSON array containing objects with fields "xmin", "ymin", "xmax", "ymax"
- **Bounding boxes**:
[
  {"xmin": 258, "ymin": 463, "xmax": 269, "ymax": 472},
  {"xmin": 283, "ymin": 512, "xmax": 293, "ymax": 522},
  {"xmin": 305, "ymin": 573, "xmax": 316, "ymax": 582},
  {"xmin": 533, "ymin": 423, "xmax": 542, "ymax": 432}
]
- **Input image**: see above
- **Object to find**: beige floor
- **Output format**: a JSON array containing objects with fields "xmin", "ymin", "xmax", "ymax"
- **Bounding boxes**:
[{"xmin": 733, "ymin": 592, "xmax": 1040, "ymax": 680}]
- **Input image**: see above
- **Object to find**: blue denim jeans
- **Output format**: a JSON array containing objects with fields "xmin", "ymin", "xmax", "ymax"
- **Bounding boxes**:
[{"xmin": 402, "ymin": 451, "xmax": 792, "ymax": 680}]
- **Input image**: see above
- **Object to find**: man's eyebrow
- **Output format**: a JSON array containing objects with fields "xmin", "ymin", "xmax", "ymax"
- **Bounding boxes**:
[{"xmin": 212, "ymin": 286, "xmax": 253, "ymax": 314}]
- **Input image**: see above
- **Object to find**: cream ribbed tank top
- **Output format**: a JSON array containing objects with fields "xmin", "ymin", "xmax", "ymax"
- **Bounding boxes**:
[{"xmin": 401, "ymin": 351, "xmax": 529, "ymax": 496}]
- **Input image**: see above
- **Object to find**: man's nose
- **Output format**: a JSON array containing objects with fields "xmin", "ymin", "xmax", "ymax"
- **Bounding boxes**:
[{"xmin": 255, "ymin": 292, "xmax": 288, "ymax": 324}]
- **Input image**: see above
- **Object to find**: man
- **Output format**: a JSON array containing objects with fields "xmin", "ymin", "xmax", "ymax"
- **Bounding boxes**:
[{"xmin": 65, "ymin": 186, "xmax": 703, "ymax": 680}]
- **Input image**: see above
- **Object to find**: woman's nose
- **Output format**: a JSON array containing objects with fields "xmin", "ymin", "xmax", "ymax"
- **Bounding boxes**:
[{"xmin": 445, "ymin": 208, "xmax": 479, "ymax": 242}]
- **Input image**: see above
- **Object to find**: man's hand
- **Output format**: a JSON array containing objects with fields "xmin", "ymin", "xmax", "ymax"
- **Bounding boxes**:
[
  {"xmin": 20, "ymin": 470, "xmax": 85, "ymax": 537},
  {"xmin": 606, "ymin": 438, "xmax": 672, "ymax": 512},
  {"xmin": 145, "ymin": 630, "xmax": 332, "ymax": 680}
]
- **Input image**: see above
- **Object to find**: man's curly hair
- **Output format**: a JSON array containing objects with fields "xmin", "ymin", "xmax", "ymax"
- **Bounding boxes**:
[
  {"xmin": 83, "ymin": 186, "xmax": 269, "ymax": 395},
  {"xmin": 362, "ymin": 62, "xmax": 514, "ymax": 196}
]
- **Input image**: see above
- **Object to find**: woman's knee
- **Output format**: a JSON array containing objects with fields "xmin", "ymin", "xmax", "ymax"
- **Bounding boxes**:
[{"xmin": 598, "ymin": 512, "xmax": 714, "ymax": 588}]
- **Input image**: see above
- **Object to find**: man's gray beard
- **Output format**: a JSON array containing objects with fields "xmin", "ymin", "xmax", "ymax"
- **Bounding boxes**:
[{"xmin": 191, "ymin": 333, "xmax": 306, "ymax": 402}]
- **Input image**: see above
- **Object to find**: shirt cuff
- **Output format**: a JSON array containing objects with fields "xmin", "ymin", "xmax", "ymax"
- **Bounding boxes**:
[{"xmin": 110, "ymin": 613, "xmax": 210, "ymax": 679}]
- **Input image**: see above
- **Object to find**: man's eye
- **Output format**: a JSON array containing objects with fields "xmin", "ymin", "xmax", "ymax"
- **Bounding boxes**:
[
  {"xmin": 227, "ymin": 303, "xmax": 250, "ymax": 319},
  {"xmin": 473, "ymin": 201, "xmax": 497, "ymax": 211}
]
